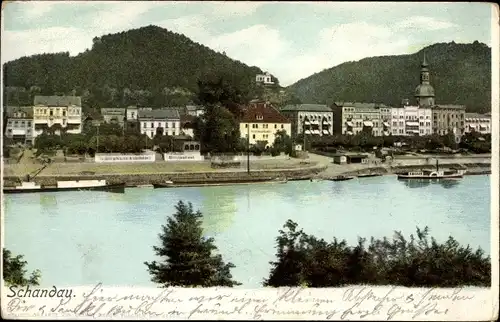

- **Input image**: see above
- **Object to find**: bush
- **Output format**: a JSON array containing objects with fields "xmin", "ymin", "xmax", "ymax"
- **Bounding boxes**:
[{"xmin": 265, "ymin": 220, "xmax": 491, "ymax": 287}]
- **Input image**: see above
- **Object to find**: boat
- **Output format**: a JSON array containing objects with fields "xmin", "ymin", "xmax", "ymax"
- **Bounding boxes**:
[
  {"xmin": 397, "ymin": 159, "xmax": 466, "ymax": 180},
  {"xmin": 3, "ymin": 180, "xmax": 126, "ymax": 194},
  {"xmin": 153, "ymin": 177, "xmax": 287, "ymax": 189},
  {"xmin": 357, "ymin": 173, "xmax": 382, "ymax": 178},
  {"xmin": 329, "ymin": 175, "xmax": 354, "ymax": 182}
]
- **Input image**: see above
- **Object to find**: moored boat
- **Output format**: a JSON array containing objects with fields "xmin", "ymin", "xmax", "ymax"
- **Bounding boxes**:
[
  {"xmin": 3, "ymin": 180, "xmax": 125, "ymax": 194},
  {"xmin": 357, "ymin": 173, "xmax": 382, "ymax": 178},
  {"xmin": 397, "ymin": 159, "xmax": 466, "ymax": 180},
  {"xmin": 153, "ymin": 177, "xmax": 287, "ymax": 188},
  {"xmin": 329, "ymin": 175, "xmax": 354, "ymax": 182}
]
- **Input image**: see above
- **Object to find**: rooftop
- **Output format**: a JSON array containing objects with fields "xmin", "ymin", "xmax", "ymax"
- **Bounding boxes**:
[
  {"xmin": 281, "ymin": 104, "xmax": 333, "ymax": 112},
  {"xmin": 433, "ymin": 104, "xmax": 466, "ymax": 110},
  {"xmin": 34, "ymin": 95, "xmax": 82, "ymax": 107},
  {"xmin": 6, "ymin": 106, "xmax": 33, "ymax": 118},
  {"xmin": 240, "ymin": 105, "xmax": 290, "ymax": 124},
  {"xmin": 138, "ymin": 109, "xmax": 180, "ymax": 120},
  {"xmin": 465, "ymin": 112, "xmax": 491, "ymax": 119},
  {"xmin": 334, "ymin": 102, "xmax": 391, "ymax": 109}
]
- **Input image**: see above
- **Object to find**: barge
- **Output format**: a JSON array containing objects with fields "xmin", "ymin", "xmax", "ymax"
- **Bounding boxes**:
[
  {"xmin": 3, "ymin": 180, "xmax": 126, "ymax": 194},
  {"xmin": 152, "ymin": 177, "xmax": 288, "ymax": 189}
]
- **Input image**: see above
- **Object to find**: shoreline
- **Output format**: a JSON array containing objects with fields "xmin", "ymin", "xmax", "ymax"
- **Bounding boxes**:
[{"xmin": 2, "ymin": 155, "xmax": 491, "ymax": 189}]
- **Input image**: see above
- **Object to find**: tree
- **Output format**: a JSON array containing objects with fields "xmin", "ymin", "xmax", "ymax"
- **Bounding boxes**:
[
  {"xmin": 3, "ymin": 248, "xmax": 41, "ymax": 286},
  {"xmin": 144, "ymin": 201, "xmax": 241, "ymax": 287},
  {"xmin": 272, "ymin": 130, "xmax": 293, "ymax": 155},
  {"xmin": 265, "ymin": 221, "xmax": 491, "ymax": 287}
]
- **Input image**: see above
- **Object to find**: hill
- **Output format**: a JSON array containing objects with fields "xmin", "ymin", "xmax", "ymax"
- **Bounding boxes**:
[
  {"xmin": 3, "ymin": 25, "xmax": 279, "ymax": 109},
  {"xmin": 287, "ymin": 41, "xmax": 491, "ymax": 113}
]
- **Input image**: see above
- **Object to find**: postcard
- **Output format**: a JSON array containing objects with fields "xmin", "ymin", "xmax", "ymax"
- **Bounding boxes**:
[{"xmin": 1, "ymin": 1, "xmax": 498, "ymax": 320}]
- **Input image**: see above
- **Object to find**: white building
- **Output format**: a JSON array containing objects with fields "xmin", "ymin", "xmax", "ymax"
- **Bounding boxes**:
[
  {"xmin": 255, "ymin": 72, "xmax": 274, "ymax": 85},
  {"xmin": 279, "ymin": 104, "xmax": 334, "ymax": 137},
  {"xmin": 464, "ymin": 112, "xmax": 491, "ymax": 134},
  {"xmin": 185, "ymin": 105, "xmax": 204, "ymax": 117},
  {"xmin": 33, "ymin": 95, "xmax": 82, "ymax": 137},
  {"xmin": 138, "ymin": 109, "xmax": 181, "ymax": 138},
  {"xmin": 332, "ymin": 102, "xmax": 391, "ymax": 136},
  {"xmin": 5, "ymin": 106, "xmax": 34, "ymax": 144},
  {"xmin": 390, "ymin": 105, "xmax": 432, "ymax": 136}
]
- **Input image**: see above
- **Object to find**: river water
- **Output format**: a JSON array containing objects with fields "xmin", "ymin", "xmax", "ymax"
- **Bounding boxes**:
[{"xmin": 3, "ymin": 175, "xmax": 491, "ymax": 288}]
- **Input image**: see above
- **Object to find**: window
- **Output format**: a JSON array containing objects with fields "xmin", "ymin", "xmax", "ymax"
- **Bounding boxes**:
[
  {"xmin": 143, "ymin": 122, "xmax": 146, "ymax": 128},
  {"xmin": 419, "ymin": 122, "xmax": 423, "ymax": 126},
  {"xmin": 393, "ymin": 121, "xmax": 397, "ymax": 127},
  {"xmin": 281, "ymin": 124, "xmax": 284, "ymax": 129},
  {"xmin": 27, "ymin": 121, "xmax": 31, "ymax": 127},
  {"xmin": 14, "ymin": 121, "xmax": 18, "ymax": 126},
  {"xmin": 50, "ymin": 110, "xmax": 53, "ymax": 116},
  {"xmin": 62, "ymin": 120, "xmax": 66, "ymax": 126},
  {"xmin": 252, "ymin": 134, "xmax": 255, "ymax": 139},
  {"xmin": 151, "ymin": 122, "xmax": 154, "ymax": 128},
  {"xmin": 21, "ymin": 121, "xmax": 25, "ymax": 126},
  {"xmin": 158, "ymin": 123, "xmax": 161, "ymax": 127},
  {"xmin": 245, "ymin": 124, "xmax": 248, "ymax": 128},
  {"xmin": 274, "ymin": 124, "xmax": 277, "ymax": 129},
  {"xmin": 63, "ymin": 111, "xmax": 66, "ymax": 117},
  {"xmin": 131, "ymin": 112, "xmax": 135, "ymax": 118}
]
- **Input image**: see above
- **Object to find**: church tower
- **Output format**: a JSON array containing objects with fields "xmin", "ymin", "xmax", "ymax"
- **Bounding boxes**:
[{"xmin": 414, "ymin": 52, "xmax": 435, "ymax": 107}]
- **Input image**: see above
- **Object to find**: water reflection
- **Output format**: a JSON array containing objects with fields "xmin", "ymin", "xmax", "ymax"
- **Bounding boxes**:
[
  {"xmin": 201, "ymin": 186, "xmax": 237, "ymax": 235},
  {"xmin": 402, "ymin": 179, "xmax": 461, "ymax": 189}
]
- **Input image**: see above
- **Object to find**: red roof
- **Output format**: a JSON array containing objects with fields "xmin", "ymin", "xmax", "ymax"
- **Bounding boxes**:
[{"xmin": 240, "ymin": 104, "xmax": 290, "ymax": 124}]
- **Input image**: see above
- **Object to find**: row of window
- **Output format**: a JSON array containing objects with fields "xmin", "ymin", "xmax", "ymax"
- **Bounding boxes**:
[
  {"xmin": 35, "ymin": 108, "xmax": 81, "ymax": 115},
  {"xmin": 145, "ymin": 130, "xmax": 179, "ymax": 137},
  {"xmin": 7, "ymin": 120, "xmax": 32, "ymax": 127},
  {"xmin": 245, "ymin": 123, "xmax": 284, "ymax": 129},
  {"xmin": 299, "ymin": 115, "xmax": 332, "ymax": 120},
  {"xmin": 142, "ymin": 122, "xmax": 179, "ymax": 128},
  {"xmin": 434, "ymin": 113, "xmax": 464, "ymax": 119},
  {"xmin": 434, "ymin": 121, "xmax": 464, "ymax": 127},
  {"xmin": 392, "ymin": 121, "xmax": 432, "ymax": 127},
  {"xmin": 247, "ymin": 133, "xmax": 270, "ymax": 140},
  {"xmin": 391, "ymin": 129, "xmax": 432, "ymax": 135}
]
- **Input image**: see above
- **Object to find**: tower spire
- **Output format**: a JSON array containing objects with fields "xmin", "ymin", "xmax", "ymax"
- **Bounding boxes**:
[{"xmin": 422, "ymin": 51, "xmax": 428, "ymax": 67}]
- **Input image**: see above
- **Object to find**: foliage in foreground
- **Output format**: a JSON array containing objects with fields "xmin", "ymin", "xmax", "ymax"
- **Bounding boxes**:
[
  {"xmin": 145, "ymin": 201, "xmax": 241, "ymax": 287},
  {"xmin": 264, "ymin": 220, "xmax": 491, "ymax": 287},
  {"xmin": 3, "ymin": 248, "xmax": 41, "ymax": 286}
]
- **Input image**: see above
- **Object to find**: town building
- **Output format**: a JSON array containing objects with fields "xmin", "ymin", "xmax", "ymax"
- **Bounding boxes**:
[
  {"xmin": 432, "ymin": 105, "xmax": 466, "ymax": 137},
  {"xmin": 185, "ymin": 105, "xmax": 204, "ymax": 117},
  {"xmin": 33, "ymin": 95, "xmax": 82, "ymax": 137},
  {"xmin": 464, "ymin": 112, "xmax": 491, "ymax": 134},
  {"xmin": 414, "ymin": 53, "xmax": 435, "ymax": 108},
  {"xmin": 4, "ymin": 106, "xmax": 34, "ymax": 144},
  {"xmin": 180, "ymin": 114, "xmax": 196, "ymax": 137},
  {"xmin": 390, "ymin": 103, "xmax": 432, "ymax": 136},
  {"xmin": 279, "ymin": 104, "xmax": 334, "ymax": 137},
  {"xmin": 138, "ymin": 109, "xmax": 181, "ymax": 138},
  {"xmin": 101, "ymin": 108, "xmax": 126, "ymax": 127},
  {"xmin": 332, "ymin": 102, "xmax": 391, "ymax": 136},
  {"xmin": 255, "ymin": 72, "xmax": 274, "ymax": 85},
  {"xmin": 239, "ymin": 104, "xmax": 291, "ymax": 147}
]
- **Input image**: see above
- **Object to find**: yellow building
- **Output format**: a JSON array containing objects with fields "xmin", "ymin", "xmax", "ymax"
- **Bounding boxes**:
[
  {"xmin": 33, "ymin": 95, "xmax": 82, "ymax": 137},
  {"xmin": 239, "ymin": 102, "xmax": 291, "ymax": 147}
]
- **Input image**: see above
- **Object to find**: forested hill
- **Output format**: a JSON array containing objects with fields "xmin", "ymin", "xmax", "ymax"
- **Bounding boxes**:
[
  {"xmin": 287, "ymin": 41, "xmax": 491, "ymax": 113},
  {"xmin": 3, "ymin": 25, "xmax": 279, "ymax": 109}
]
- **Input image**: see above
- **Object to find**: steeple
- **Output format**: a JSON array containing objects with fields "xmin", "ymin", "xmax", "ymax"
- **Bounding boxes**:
[
  {"xmin": 414, "ymin": 52, "xmax": 435, "ymax": 107},
  {"xmin": 421, "ymin": 51, "xmax": 428, "ymax": 68}
]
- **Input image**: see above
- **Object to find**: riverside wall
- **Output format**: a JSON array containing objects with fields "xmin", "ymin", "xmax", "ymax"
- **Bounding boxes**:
[{"xmin": 2, "ymin": 164, "xmax": 327, "ymax": 187}]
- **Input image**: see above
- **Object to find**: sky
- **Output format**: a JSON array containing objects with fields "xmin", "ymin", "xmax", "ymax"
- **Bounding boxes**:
[{"xmin": 1, "ymin": 1, "xmax": 494, "ymax": 86}]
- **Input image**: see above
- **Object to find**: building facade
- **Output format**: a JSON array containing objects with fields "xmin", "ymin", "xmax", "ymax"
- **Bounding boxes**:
[
  {"xmin": 255, "ymin": 72, "xmax": 274, "ymax": 85},
  {"xmin": 138, "ymin": 109, "xmax": 181, "ymax": 138},
  {"xmin": 239, "ymin": 104, "xmax": 291, "ymax": 147},
  {"xmin": 33, "ymin": 95, "xmax": 82, "ymax": 137},
  {"xmin": 390, "ymin": 104, "xmax": 432, "ymax": 136},
  {"xmin": 332, "ymin": 102, "xmax": 391, "ymax": 136},
  {"xmin": 101, "ymin": 108, "xmax": 126, "ymax": 126},
  {"xmin": 432, "ymin": 105, "xmax": 466, "ymax": 137},
  {"xmin": 279, "ymin": 104, "xmax": 334, "ymax": 138},
  {"xmin": 464, "ymin": 112, "xmax": 491, "ymax": 134},
  {"xmin": 186, "ymin": 105, "xmax": 204, "ymax": 117},
  {"xmin": 5, "ymin": 106, "xmax": 34, "ymax": 144}
]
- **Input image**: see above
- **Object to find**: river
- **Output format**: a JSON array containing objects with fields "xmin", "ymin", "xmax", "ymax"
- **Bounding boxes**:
[{"xmin": 3, "ymin": 175, "xmax": 491, "ymax": 288}]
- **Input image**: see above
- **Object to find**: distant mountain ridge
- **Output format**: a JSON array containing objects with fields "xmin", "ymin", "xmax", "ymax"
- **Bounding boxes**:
[
  {"xmin": 287, "ymin": 41, "xmax": 491, "ymax": 113},
  {"xmin": 3, "ymin": 25, "xmax": 279, "ymax": 108}
]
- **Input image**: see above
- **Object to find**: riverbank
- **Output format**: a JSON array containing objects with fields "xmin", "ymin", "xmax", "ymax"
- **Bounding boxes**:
[
  {"xmin": 2, "ymin": 160, "xmax": 326, "ymax": 187},
  {"xmin": 309, "ymin": 153, "xmax": 491, "ymax": 180}
]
